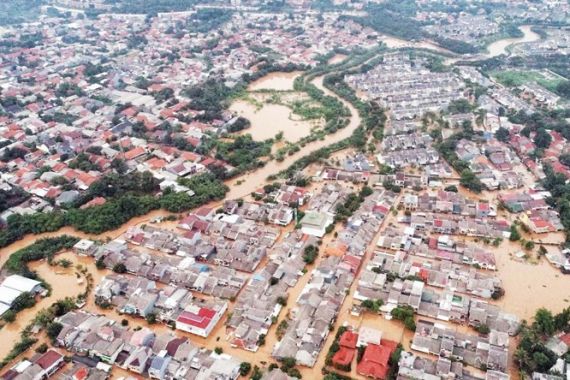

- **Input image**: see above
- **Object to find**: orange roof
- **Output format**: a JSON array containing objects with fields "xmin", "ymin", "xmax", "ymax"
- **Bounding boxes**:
[
  {"xmin": 124, "ymin": 146, "xmax": 146, "ymax": 160},
  {"xmin": 357, "ymin": 341, "xmax": 398, "ymax": 380}
]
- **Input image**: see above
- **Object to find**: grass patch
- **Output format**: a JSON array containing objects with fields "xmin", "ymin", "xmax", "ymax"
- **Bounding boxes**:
[{"xmin": 491, "ymin": 70, "xmax": 564, "ymax": 92}]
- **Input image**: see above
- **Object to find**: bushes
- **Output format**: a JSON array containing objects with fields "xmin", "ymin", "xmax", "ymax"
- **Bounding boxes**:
[
  {"xmin": 239, "ymin": 362, "xmax": 252, "ymax": 376},
  {"xmin": 3, "ymin": 236, "xmax": 79, "ymax": 277},
  {"xmin": 391, "ymin": 305, "xmax": 416, "ymax": 331},
  {"xmin": 303, "ymin": 245, "xmax": 319, "ymax": 264},
  {"xmin": 361, "ymin": 299, "xmax": 383, "ymax": 313},
  {"xmin": 0, "ymin": 172, "xmax": 228, "ymax": 250}
]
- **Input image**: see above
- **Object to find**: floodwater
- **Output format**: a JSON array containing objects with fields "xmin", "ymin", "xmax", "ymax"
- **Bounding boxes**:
[
  {"xmin": 224, "ymin": 74, "xmax": 362, "ymax": 199},
  {"xmin": 230, "ymin": 100, "xmax": 318, "ymax": 142},
  {"xmin": 484, "ymin": 25, "xmax": 540, "ymax": 58},
  {"xmin": 382, "ymin": 25, "xmax": 540, "ymax": 65},
  {"xmin": 247, "ymin": 71, "xmax": 302, "ymax": 91},
  {"xmin": 0, "ymin": 255, "xmax": 88, "ymax": 359},
  {"xmin": 485, "ymin": 238, "xmax": 570, "ymax": 320}
]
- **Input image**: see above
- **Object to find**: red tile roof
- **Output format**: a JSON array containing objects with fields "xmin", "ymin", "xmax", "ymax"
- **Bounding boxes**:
[
  {"xmin": 176, "ymin": 307, "xmax": 217, "ymax": 329},
  {"xmin": 332, "ymin": 346, "xmax": 355, "ymax": 367},
  {"xmin": 339, "ymin": 331, "xmax": 359, "ymax": 349},
  {"xmin": 357, "ymin": 341, "xmax": 398, "ymax": 380},
  {"xmin": 35, "ymin": 350, "xmax": 63, "ymax": 370}
]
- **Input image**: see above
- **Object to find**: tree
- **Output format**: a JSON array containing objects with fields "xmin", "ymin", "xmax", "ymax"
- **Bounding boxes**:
[
  {"xmin": 239, "ymin": 362, "xmax": 252, "ymax": 376},
  {"xmin": 95, "ymin": 256, "xmax": 106, "ymax": 270},
  {"xmin": 111, "ymin": 158, "xmax": 128, "ymax": 174},
  {"xmin": 113, "ymin": 263, "xmax": 127, "ymax": 273},
  {"xmin": 303, "ymin": 245, "xmax": 318, "ymax": 264},
  {"xmin": 495, "ymin": 127, "xmax": 510, "ymax": 143},
  {"xmin": 460, "ymin": 169, "xmax": 483, "ymax": 193},
  {"xmin": 475, "ymin": 324, "xmax": 490, "ymax": 335},
  {"xmin": 145, "ymin": 312, "xmax": 157, "ymax": 324},
  {"xmin": 2, "ymin": 310, "xmax": 16, "ymax": 323},
  {"xmin": 214, "ymin": 347, "xmax": 223, "ymax": 355},
  {"xmin": 11, "ymin": 292, "xmax": 36, "ymax": 312},
  {"xmin": 509, "ymin": 225, "xmax": 521, "ymax": 241},
  {"xmin": 444, "ymin": 185, "xmax": 458, "ymax": 192},
  {"xmin": 46, "ymin": 322, "xmax": 63, "ymax": 342},
  {"xmin": 35, "ymin": 343, "xmax": 48, "ymax": 353},
  {"xmin": 534, "ymin": 128, "xmax": 552, "ymax": 149},
  {"xmin": 534, "ymin": 308, "xmax": 555, "ymax": 336}
]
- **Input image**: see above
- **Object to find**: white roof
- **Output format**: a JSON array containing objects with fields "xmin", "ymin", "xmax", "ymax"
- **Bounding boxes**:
[
  {"xmin": 0, "ymin": 285, "xmax": 22, "ymax": 305},
  {"xmin": 2, "ymin": 274, "xmax": 42, "ymax": 293}
]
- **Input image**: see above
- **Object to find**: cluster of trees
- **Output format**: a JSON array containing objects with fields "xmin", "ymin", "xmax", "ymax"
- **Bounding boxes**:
[
  {"xmin": 186, "ymin": 9, "xmax": 233, "ymax": 33},
  {"xmin": 276, "ymin": 357, "xmax": 301, "ymax": 379},
  {"xmin": 435, "ymin": 36, "xmax": 479, "ymax": 54},
  {"xmin": 361, "ymin": 299, "xmax": 383, "ymax": 313},
  {"xmin": 226, "ymin": 116, "xmax": 250, "ymax": 133},
  {"xmin": 106, "ymin": 0, "xmax": 197, "ymax": 14},
  {"xmin": 0, "ymin": 171, "xmax": 226, "ymax": 248},
  {"xmin": 4, "ymin": 235, "xmax": 79, "ymax": 278},
  {"xmin": 0, "ymin": 186, "xmax": 29, "ymax": 213},
  {"xmin": 215, "ymin": 135, "xmax": 272, "ymax": 171},
  {"xmin": 447, "ymin": 99, "xmax": 475, "ymax": 114},
  {"xmin": 345, "ymin": 2, "xmax": 423, "ymax": 41},
  {"xmin": 165, "ymin": 172, "xmax": 229, "ymax": 212},
  {"xmin": 0, "ymin": 0, "xmax": 43, "ymax": 26},
  {"xmin": 335, "ymin": 186, "xmax": 374, "ymax": 223},
  {"xmin": 435, "ymin": 132, "xmax": 483, "ymax": 193},
  {"xmin": 391, "ymin": 305, "xmax": 416, "ymax": 331},
  {"xmin": 515, "ymin": 307, "xmax": 570, "ymax": 374},
  {"xmin": 541, "ymin": 165, "xmax": 570, "ymax": 242},
  {"xmin": 302, "ymin": 245, "xmax": 319, "ymax": 264},
  {"xmin": 55, "ymin": 82, "xmax": 85, "ymax": 98}
]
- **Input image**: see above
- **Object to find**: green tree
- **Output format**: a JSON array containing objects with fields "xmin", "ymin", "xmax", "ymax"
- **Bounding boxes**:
[
  {"xmin": 533, "ymin": 308, "xmax": 555, "ymax": 336},
  {"xmin": 495, "ymin": 127, "xmax": 510, "ymax": 143},
  {"xmin": 239, "ymin": 362, "xmax": 252, "ymax": 376},
  {"xmin": 509, "ymin": 225, "xmax": 521, "ymax": 241}
]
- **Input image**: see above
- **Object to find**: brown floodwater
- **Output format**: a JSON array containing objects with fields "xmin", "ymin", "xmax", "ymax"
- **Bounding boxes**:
[
  {"xmin": 0, "ymin": 255, "xmax": 88, "ymax": 359},
  {"xmin": 247, "ymin": 71, "xmax": 303, "ymax": 91},
  {"xmin": 230, "ymin": 100, "xmax": 318, "ymax": 142}
]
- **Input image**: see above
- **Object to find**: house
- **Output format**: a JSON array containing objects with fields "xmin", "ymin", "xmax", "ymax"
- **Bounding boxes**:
[
  {"xmin": 357, "ymin": 340, "xmax": 398, "ymax": 379},
  {"xmin": 332, "ymin": 330, "xmax": 359, "ymax": 370},
  {"xmin": 300, "ymin": 211, "xmax": 333, "ymax": 237},
  {"xmin": 148, "ymin": 351, "xmax": 171, "ymax": 379},
  {"xmin": 175, "ymin": 301, "xmax": 227, "ymax": 338}
]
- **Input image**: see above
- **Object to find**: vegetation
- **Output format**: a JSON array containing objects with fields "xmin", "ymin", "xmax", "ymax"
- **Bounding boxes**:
[
  {"xmin": 491, "ymin": 70, "xmax": 564, "ymax": 93},
  {"xmin": 361, "ymin": 299, "xmax": 383, "ymax": 313},
  {"xmin": 515, "ymin": 307, "xmax": 570, "ymax": 374},
  {"xmin": 0, "ymin": 0, "xmax": 43, "ymax": 26},
  {"xmin": 391, "ymin": 305, "xmax": 416, "ymax": 331},
  {"xmin": 3, "ymin": 236, "xmax": 79, "ymax": 278},
  {"xmin": 303, "ymin": 245, "xmax": 319, "ymax": 264},
  {"xmin": 0, "ymin": 172, "xmax": 227, "ymax": 249},
  {"xmin": 239, "ymin": 362, "xmax": 252, "ymax": 376},
  {"xmin": 345, "ymin": 2, "xmax": 423, "ymax": 41},
  {"xmin": 335, "ymin": 186, "xmax": 374, "ymax": 223}
]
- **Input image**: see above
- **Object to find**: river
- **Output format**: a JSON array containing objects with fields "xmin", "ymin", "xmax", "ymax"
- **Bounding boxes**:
[{"xmin": 380, "ymin": 25, "xmax": 540, "ymax": 64}]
